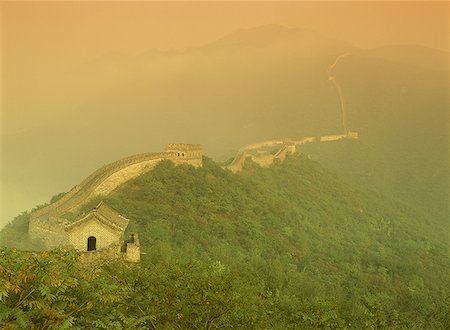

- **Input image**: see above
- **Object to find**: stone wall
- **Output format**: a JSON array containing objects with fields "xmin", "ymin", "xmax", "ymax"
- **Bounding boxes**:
[
  {"xmin": 225, "ymin": 133, "xmax": 358, "ymax": 173},
  {"xmin": 67, "ymin": 215, "xmax": 123, "ymax": 251},
  {"xmin": 124, "ymin": 233, "xmax": 140, "ymax": 263},
  {"xmin": 28, "ymin": 217, "xmax": 68, "ymax": 249},
  {"xmin": 346, "ymin": 132, "xmax": 359, "ymax": 139},
  {"xmin": 252, "ymin": 154, "xmax": 278, "ymax": 168},
  {"xmin": 226, "ymin": 151, "xmax": 248, "ymax": 173},
  {"xmin": 78, "ymin": 243, "xmax": 122, "ymax": 264},
  {"xmin": 165, "ymin": 144, "xmax": 203, "ymax": 167},
  {"xmin": 319, "ymin": 132, "xmax": 358, "ymax": 142},
  {"xmin": 319, "ymin": 134, "xmax": 348, "ymax": 142},
  {"xmin": 93, "ymin": 158, "xmax": 163, "ymax": 196},
  {"xmin": 30, "ymin": 145, "xmax": 202, "ymax": 222},
  {"xmin": 28, "ymin": 145, "xmax": 201, "ymax": 254},
  {"xmin": 293, "ymin": 136, "xmax": 316, "ymax": 145},
  {"xmin": 31, "ymin": 152, "xmax": 175, "ymax": 219},
  {"xmin": 29, "ymin": 144, "xmax": 203, "ymax": 258},
  {"xmin": 274, "ymin": 143, "xmax": 296, "ymax": 160}
]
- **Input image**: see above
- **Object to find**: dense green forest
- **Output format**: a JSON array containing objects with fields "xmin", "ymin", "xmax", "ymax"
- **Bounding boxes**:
[{"xmin": 1, "ymin": 155, "xmax": 449, "ymax": 329}]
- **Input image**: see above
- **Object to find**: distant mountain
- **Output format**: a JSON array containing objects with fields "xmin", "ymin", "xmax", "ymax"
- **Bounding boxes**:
[
  {"xmin": 204, "ymin": 24, "xmax": 355, "ymax": 54},
  {"xmin": 1, "ymin": 24, "xmax": 448, "ymax": 226}
]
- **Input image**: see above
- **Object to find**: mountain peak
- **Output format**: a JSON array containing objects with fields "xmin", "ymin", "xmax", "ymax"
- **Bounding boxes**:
[
  {"xmin": 236, "ymin": 24, "xmax": 298, "ymax": 35},
  {"xmin": 211, "ymin": 24, "xmax": 302, "ymax": 46},
  {"xmin": 205, "ymin": 24, "xmax": 354, "ymax": 54}
]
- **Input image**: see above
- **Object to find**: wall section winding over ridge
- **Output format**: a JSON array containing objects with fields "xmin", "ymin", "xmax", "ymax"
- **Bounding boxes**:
[
  {"xmin": 224, "ymin": 132, "xmax": 358, "ymax": 173},
  {"xmin": 30, "ymin": 147, "xmax": 202, "ymax": 222},
  {"xmin": 28, "ymin": 144, "xmax": 202, "ymax": 249},
  {"xmin": 31, "ymin": 152, "xmax": 171, "ymax": 219}
]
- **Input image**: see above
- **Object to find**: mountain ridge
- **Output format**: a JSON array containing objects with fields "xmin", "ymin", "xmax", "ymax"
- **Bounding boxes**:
[
  {"xmin": 80, "ymin": 24, "xmax": 448, "ymax": 73},
  {"xmin": 2, "ymin": 24, "xmax": 448, "ymax": 229},
  {"xmin": 2, "ymin": 154, "xmax": 448, "ymax": 328}
]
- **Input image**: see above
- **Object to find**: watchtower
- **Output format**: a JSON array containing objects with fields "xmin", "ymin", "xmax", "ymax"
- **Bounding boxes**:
[{"xmin": 165, "ymin": 143, "xmax": 202, "ymax": 167}]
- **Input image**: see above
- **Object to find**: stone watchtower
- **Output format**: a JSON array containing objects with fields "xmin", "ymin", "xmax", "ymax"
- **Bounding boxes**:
[
  {"xmin": 165, "ymin": 143, "xmax": 202, "ymax": 167},
  {"xmin": 29, "ymin": 143, "xmax": 203, "ymax": 263}
]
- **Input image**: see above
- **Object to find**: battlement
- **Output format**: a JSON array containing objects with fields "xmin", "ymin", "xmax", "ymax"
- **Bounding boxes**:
[
  {"xmin": 225, "ymin": 133, "xmax": 358, "ymax": 173},
  {"xmin": 123, "ymin": 233, "xmax": 140, "ymax": 263},
  {"xmin": 27, "ymin": 143, "xmax": 201, "ymax": 261},
  {"xmin": 30, "ymin": 145, "xmax": 203, "ymax": 222},
  {"xmin": 319, "ymin": 131, "xmax": 359, "ymax": 142},
  {"xmin": 165, "ymin": 143, "xmax": 202, "ymax": 167},
  {"xmin": 165, "ymin": 143, "xmax": 201, "ymax": 151},
  {"xmin": 165, "ymin": 144, "xmax": 202, "ymax": 157},
  {"xmin": 282, "ymin": 139, "xmax": 296, "ymax": 147}
]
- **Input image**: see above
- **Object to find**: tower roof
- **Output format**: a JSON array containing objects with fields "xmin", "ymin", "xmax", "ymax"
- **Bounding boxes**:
[{"xmin": 65, "ymin": 202, "xmax": 129, "ymax": 232}]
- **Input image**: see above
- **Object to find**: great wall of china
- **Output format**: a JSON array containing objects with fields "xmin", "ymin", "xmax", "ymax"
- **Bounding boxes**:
[
  {"xmin": 29, "ymin": 144, "xmax": 202, "ymax": 245},
  {"xmin": 29, "ymin": 134, "xmax": 358, "ymax": 246},
  {"xmin": 224, "ymin": 132, "xmax": 358, "ymax": 173}
]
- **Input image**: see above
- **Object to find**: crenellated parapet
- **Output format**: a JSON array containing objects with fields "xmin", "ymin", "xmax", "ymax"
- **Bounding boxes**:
[
  {"xmin": 31, "ymin": 146, "xmax": 202, "ymax": 221},
  {"xmin": 29, "ymin": 144, "xmax": 202, "ymax": 243},
  {"xmin": 225, "ymin": 132, "xmax": 358, "ymax": 173},
  {"xmin": 165, "ymin": 144, "xmax": 202, "ymax": 165},
  {"xmin": 319, "ymin": 131, "xmax": 358, "ymax": 142}
]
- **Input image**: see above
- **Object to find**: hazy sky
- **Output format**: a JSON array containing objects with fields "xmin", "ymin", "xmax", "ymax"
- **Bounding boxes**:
[
  {"xmin": 1, "ymin": 1, "xmax": 448, "ymax": 134},
  {"xmin": 0, "ymin": 1, "xmax": 448, "ymax": 227}
]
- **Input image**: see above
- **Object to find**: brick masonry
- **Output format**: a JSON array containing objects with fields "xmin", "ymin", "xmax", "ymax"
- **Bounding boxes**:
[{"xmin": 28, "ymin": 144, "xmax": 203, "ymax": 262}]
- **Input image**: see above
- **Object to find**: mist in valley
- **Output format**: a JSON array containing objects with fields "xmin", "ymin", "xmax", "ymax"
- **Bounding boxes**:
[{"xmin": 1, "ymin": 2, "xmax": 449, "ymax": 328}]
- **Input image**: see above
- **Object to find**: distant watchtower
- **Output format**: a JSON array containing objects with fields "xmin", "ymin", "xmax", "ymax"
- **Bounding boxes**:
[{"xmin": 165, "ymin": 143, "xmax": 202, "ymax": 167}]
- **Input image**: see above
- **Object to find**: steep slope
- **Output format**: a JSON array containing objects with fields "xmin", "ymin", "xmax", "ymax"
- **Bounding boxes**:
[
  {"xmin": 1, "ymin": 155, "xmax": 448, "ymax": 327},
  {"xmin": 299, "ymin": 54, "xmax": 448, "ymax": 223}
]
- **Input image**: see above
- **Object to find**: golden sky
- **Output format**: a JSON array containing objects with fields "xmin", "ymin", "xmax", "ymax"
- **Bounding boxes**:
[
  {"xmin": 0, "ymin": 0, "xmax": 448, "ymax": 133},
  {"xmin": 0, "ymin": 0, "xmax": 448, "ymax": 226},
  {"xmin": 2, "ymin": 1, "xmax": 448, "ymax": 73}
]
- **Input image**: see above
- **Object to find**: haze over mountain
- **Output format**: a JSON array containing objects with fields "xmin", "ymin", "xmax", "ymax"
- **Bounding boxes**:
[{"xmin": 1, "ymin": 24, "xmax": 448, "ymax": 227}]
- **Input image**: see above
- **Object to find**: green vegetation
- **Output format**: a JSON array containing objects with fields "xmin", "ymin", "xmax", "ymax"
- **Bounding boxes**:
[
  {"xmin": 1, "ymin": 155, "xmax": 449, "ymax": 328},
  {"xmin": 0, "ymin": 248, "xmax": 252, "ymax": 329},
  {"xmin": 0, "ymin": 213, "xmax": 42, "ymax": 251}
]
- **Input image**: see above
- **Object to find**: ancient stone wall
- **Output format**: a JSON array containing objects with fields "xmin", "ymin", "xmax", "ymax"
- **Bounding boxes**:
[
  {"xmin": 30, "ymin": 145, "xmax": 202, "ymax": 222},
  {"xmin": 125, "ymin": 233, "xmax": 140, "ymax": 263},
  {"xmin": 165, "ymin": 144, "xmax": 203, "ymax": 167},
  {"xmin": 29, "ymin": 144, "xmax": 202, "ymax": 254},
  {"xmin": 293, "ymin": 136, "xmax": 316, "ymax": 145},
  {"xmin": 226, "ymin": 151, "xmax": 249, "ymax": 173},
  {"xmin": 93, "ymin": 158, "xmax": 163, "ymax": 196},
  {"xmin": 252, "ymin": 154, "xmax": 278, "ymax": 167},
  {"xmin": 346, "ymin": 132, "xmax": 359, "ymax": 139},
  {"xmin": 31, "ymin": 152, "xmax": 175, "ymax": 219},
  {"xmin": 67, "ymin": 216, "xmax": 123, "ymax": 251},
  {"xmin": 319, "ymin": 134, "xmax": 348, "ymax": 142},
  {"xmin": 274, "ymin": 143, "xmax": 296, "ymax": 160},
  {"xmin": 28, "ymin": 217, "xmax": 68, "ymax": 249},
  {"xmin": 78, "ymin": 243, "xmax": 121, "ymax": 264},
  {"xmin": 319, "ymin": 132, "xmax": 358, "ymax": 142},
  {"xmin": 225, "ymin": 133, "xmax": 358, "ymax": 173}
]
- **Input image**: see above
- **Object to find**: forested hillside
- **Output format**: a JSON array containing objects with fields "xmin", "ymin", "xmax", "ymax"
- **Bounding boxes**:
[{"xmin": 1, "ymin": 155, "xmax": 448, "ymax": 328}]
